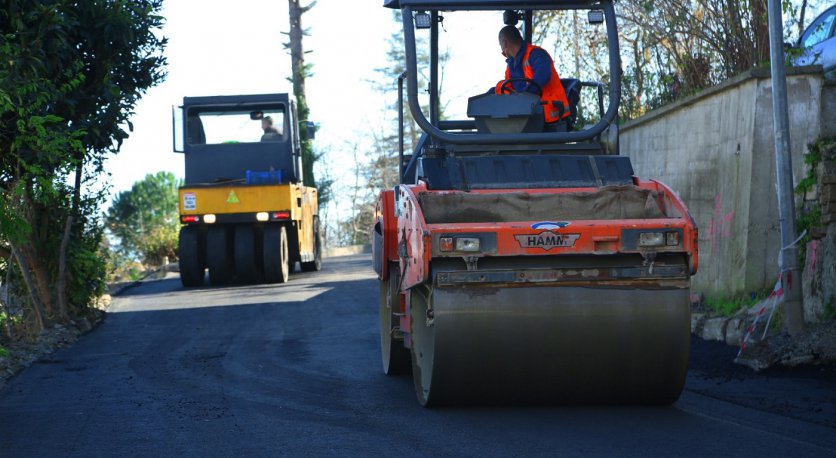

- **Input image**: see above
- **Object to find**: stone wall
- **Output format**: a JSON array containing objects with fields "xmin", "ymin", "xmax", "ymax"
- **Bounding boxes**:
[
  {"xmin": 621, "ymin": 67, "xmax": 835, "ymax": 298},
  {"xmin": 802, "ymin": 140, "xmax": 836, "ymax": 322}
]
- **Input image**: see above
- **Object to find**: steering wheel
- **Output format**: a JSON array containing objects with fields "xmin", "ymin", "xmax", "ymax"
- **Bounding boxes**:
[{"xmin": 499, "ymin": 77, "xmax": 543, "ymax": 96}]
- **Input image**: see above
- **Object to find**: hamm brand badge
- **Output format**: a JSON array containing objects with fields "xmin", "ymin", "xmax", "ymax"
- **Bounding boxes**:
[
  {"xmin": 531, "ymin": 221, "xmax": 571, "ymax": 230},
  {"xmin": 516, "ymin": 221, "xmax": 579, "ymax": 250}
]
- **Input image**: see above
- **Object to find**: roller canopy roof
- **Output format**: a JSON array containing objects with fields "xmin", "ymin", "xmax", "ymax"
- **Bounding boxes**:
[{"xmin": 383, "ymin": 0, "xmax": 601, "ymax": 8}]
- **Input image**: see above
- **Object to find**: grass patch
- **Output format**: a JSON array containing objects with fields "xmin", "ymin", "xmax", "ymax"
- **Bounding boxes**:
[
  {"xmin": 0, "ymin": 346, "xmax": 9, "ymax": 358},
  {"xmin": 705, "ymin": 290, "xmax": 770, "ymax": 316}
]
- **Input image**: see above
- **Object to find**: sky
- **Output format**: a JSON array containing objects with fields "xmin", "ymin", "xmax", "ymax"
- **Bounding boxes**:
[
  {"xmin": 107, "ymin": 1, "xmax": 387, "ymax": 194},
  {"xmin": 105, "ymin": 0, "xmax": 503, "ymax": 203}
]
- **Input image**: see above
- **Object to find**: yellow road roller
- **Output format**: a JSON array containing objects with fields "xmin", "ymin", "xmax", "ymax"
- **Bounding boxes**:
[{"xmin": 175, "ymin": 93, "xmax": 321, "ymax": 286}]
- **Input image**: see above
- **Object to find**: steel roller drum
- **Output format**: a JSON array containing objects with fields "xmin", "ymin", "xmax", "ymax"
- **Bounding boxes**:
[{"xmin": 409, "ymin": 282, "xmax": 691, "ymax": 406}]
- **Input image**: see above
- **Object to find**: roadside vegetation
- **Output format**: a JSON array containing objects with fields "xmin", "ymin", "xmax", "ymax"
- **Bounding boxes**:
[
  {"xmin": 107, "ymin": 172, "xmax": 181, "ymax": 274},
  {"xmin": 0, "ymin": 1, "xmax": 166, "ymax": 342}
]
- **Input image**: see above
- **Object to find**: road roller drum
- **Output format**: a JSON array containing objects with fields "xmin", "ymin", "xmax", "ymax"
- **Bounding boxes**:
[{"xmin": 409, "ymin": 280, "xmax": 691, "ymax": 406}]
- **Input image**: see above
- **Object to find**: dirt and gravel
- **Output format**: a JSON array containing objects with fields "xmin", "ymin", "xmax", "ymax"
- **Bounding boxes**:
[
  {"xmin": 736, "ymin": 321, "xmax": 836, "ymax": 370},
  {"xmin": 688, "ymin": 329, "xmax": 836, "ymax": 429},
  {"xmin": 0, "ymin": 274, "xmax": 137, "ymax": 387},
  {"xmin": 690, "ymin": 289, "xmax": 836, "ymax": 371},
  {"xmin": 0, "ymin": 312, "xmax": 102, "ymax": 388}
]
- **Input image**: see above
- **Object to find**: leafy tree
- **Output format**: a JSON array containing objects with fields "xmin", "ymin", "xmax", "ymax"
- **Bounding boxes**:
[
  {"xmin": 529, "ymin": 0, "xmax": 821, "ymax": 121},
  {"xmin": 107, "ymin": 172, "xmax": 180, "ymax": 265},
  {"xmin": 0, "ymin": 0, "xmax": 166, "ymax": 335}
]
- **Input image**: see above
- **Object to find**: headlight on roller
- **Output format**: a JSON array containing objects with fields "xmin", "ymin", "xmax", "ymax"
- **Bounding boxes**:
[
  {"xmin": 639, "ymin": 232, "xmax": 665, "ymax": 247},
  {"xmin": 455, "ymin": 237, "xmax": 481, "ymax": 252}
]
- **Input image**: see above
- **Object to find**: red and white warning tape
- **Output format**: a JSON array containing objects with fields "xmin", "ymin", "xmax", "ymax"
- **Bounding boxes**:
[
  {"xmin": 737, "ymin": 230, "xmax": 807, "ymax": 357},
  {"xmin": 737, "ymin": 276, "xmax": 783, "ymax": 356}
]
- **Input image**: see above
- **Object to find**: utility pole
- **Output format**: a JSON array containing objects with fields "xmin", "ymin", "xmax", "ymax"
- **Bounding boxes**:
[
  {"xmin": 287, "ymin": 0, "xmax": 317, "ymax": 188},
  {"xmin": 766, "ymin": 0, "xmax": 804, "ymax": 335}
]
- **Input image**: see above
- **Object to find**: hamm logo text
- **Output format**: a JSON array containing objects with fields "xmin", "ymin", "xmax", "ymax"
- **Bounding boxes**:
[{"xmin": 515, "ymin": 232, "xmax": 580, "ymax": 250}]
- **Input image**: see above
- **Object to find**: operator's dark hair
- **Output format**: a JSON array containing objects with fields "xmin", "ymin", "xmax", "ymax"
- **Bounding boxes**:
[{"xmin": 498, "ymin": 25, "xmax": 523, "ymax": 44}]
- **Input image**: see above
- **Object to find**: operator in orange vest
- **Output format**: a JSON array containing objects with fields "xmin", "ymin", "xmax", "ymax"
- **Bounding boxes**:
[{"xmin": 494, "ymin": 25, "xmax": 570, "ymax": 124}]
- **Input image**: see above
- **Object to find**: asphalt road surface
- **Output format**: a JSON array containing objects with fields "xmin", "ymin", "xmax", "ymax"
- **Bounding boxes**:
[{"xmin": 1, "ymin": 254, "xmax": 835, "ymax": 457}]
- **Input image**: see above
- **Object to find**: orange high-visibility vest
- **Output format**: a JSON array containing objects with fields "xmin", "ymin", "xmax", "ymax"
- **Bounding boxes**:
[{"xmin": 495, "ymin": 44, "xmax": 570, "ymax": 123}]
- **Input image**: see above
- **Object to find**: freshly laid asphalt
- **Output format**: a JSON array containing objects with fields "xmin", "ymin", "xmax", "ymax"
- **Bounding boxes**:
[{"xmin": 1, "ymin": 254, "xmax": 834, "ymax": 457}]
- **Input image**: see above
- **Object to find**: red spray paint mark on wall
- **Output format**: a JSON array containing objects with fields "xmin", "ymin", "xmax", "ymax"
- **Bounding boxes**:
[
  {"xmin": 708, "ymin": 195, "xmax": 735, "ymax": 238},
  {"xmin": 708, "ymin": 195, "xmax": 735, "ymax": 258},
  {"xmin": 811, "ymin": 240, "xmax": 818, "ymax": 273}
]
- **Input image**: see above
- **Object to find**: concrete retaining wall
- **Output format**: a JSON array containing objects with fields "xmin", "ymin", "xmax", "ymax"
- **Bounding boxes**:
[
  {"xmin": 322, "ymin": 245, "xmax": 371, "ymax": 258},
  {"xmin": 621, "ymin": 67, "xmax": 835, "ymax": 296}
]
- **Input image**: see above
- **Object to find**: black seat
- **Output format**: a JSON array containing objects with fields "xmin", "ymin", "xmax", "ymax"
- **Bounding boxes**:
[
  {"xmin": 186, "ymin": 115, "xmax": 206, "ymax": 144},
  {"xmin": 560, "ymin": 78, "xmax": 581, "ymax": 131}
]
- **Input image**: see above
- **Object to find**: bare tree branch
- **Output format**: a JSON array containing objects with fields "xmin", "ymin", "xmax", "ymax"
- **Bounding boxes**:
[{"xmin": 302, "ymin": 1, "xmax": 317, "ymax": 14}]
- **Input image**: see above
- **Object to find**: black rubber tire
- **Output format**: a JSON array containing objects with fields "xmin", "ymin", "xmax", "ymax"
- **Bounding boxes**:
[
  {"xmin": 263, "ymin": 224, "xmax": 289, "ymax": 283},
  {"xmin": 380, "ymin": 262, "xmax": 410, "ymax": 375},
  {"xmin": 206, "ymin": 226, "xmax": 232, "ymax": 285},
  {"xmin": 301, "ymin": 216, "xmax": 322, "ymax": 272},
  {"xmin": 233, "ymin": 224, "xmax": 262, "ymax": 284},
  {"xmin": 178, "ymin": 226, "xmax": 204, "ymax": 287}
]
